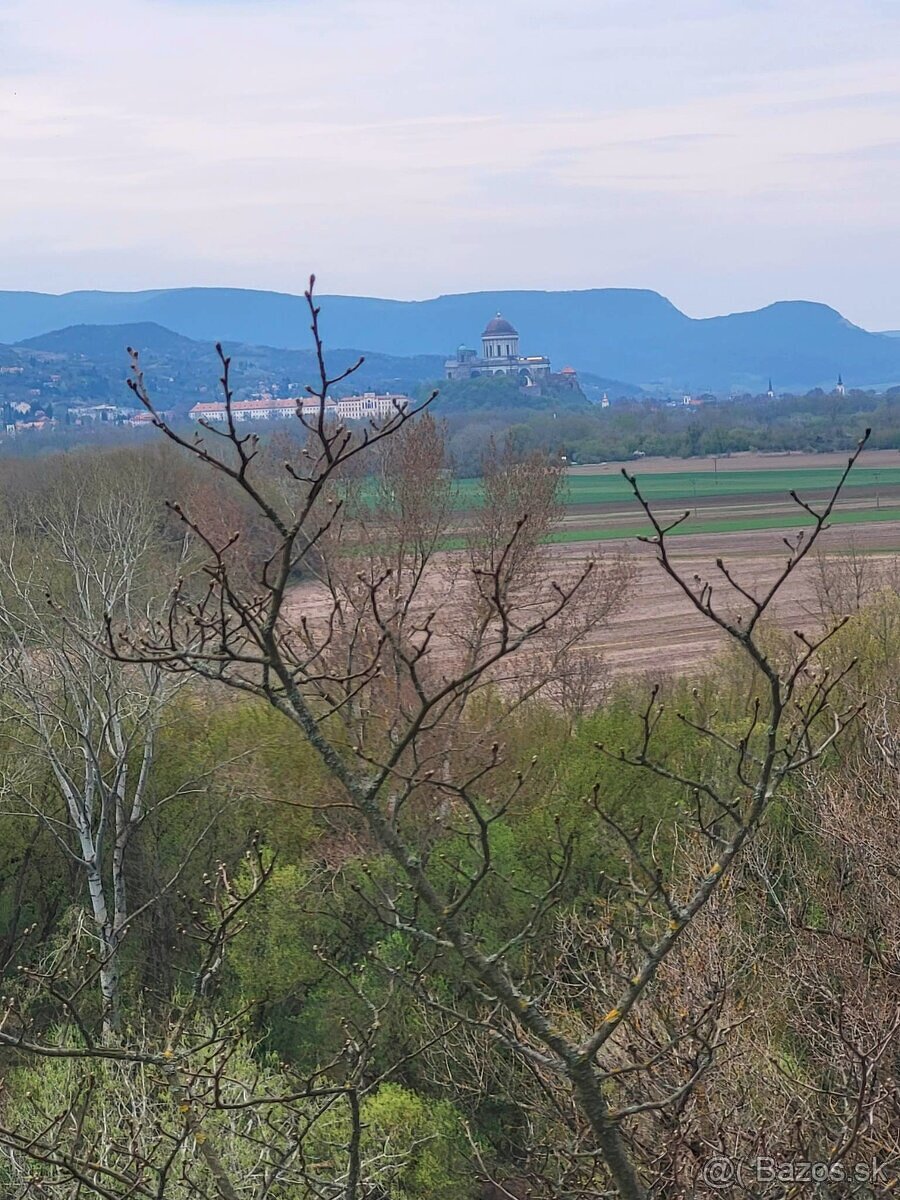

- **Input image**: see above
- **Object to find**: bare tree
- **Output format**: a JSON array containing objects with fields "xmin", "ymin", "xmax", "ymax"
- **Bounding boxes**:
[
  {"xmin": 0, "ymin": 459, "xmax": 198, "ymax": 1032},
  {"xmin": 807, "ymin": 532, "xmax": 887, "ymax": 623},
  {"xmin": 86, "ymin": 280, "xmax": 864, "ymax": 1197}
]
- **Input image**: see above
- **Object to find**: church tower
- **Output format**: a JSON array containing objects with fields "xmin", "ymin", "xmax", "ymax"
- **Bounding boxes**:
[
  {"xmin": 481, "ymin": 314, "xmax": 520, "ymax": 363},
  {"xmin": 836, "ymin": 373, "xmax": 845, "ymax": 396}
]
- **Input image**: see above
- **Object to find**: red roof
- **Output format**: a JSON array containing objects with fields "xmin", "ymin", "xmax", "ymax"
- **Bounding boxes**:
[{"xmin": 190, "ymin": 397, "xmax": 297, "ymax": 414}]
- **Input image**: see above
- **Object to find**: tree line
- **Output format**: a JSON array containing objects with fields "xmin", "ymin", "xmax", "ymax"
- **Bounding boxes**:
[{"xmin": 432, "ymin": 385, "xmax": 900, "ymax": 474}]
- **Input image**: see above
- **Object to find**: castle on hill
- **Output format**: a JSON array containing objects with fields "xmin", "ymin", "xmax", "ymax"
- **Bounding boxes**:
[{"xmin": 445, "ymin": 314, "xmax": 553, "ymax": 386}]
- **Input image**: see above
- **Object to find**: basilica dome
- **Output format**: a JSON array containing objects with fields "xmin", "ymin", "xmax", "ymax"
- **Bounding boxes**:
[{"xmin": 482, "ymin": 314, "xmax": 518, "ymax": 337}]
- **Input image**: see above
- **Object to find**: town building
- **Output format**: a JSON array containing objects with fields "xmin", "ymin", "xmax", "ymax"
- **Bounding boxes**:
[
  {"xmin": 188, "ymin": 392, "xmax": 410, "ymax": 424},
  {"xmin": 445, "ymin": 315, "xmax": 551, "ymax": 385},
  {"xmin": 68, "ymin": 403, "xmax": 134, "ymax": 422}
]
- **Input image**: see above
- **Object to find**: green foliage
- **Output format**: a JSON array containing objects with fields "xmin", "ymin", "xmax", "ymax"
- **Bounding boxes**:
[
  {"xmin": 310, "ymin": 1083, "xmax": 476, "ymax": 1200},
  {"xmin": 823, "ymin": 586, "xmax": 900, "ymax": 694},
  {"xmin": 0, "ymin": 1029, "xmax": 325, "ymax": 1199},
  {"xmin": 4, "ymin": 1035, "xmax": 469, "ymax": 1200},
  {"xmin": 230, "ymin": 863, "xmax": 322, "ymax": 1004},
  {"xmin": 423, "ymin": 373, "xmax": 588, "ymax": 415},
  {"xmin": 226, "ymin": 856, "xmax": 396, "ymax": 1065},
  {"xmin": 361, "ymin": 1084, "xmax": 475, "ymax": 1200}
]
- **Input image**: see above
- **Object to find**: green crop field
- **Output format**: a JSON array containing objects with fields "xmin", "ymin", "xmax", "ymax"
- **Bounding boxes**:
[
  {"xmin": 441, "ymin": 464, "xmax": 900, "ymax": 545},
  {"xmin": 563, "ymin": 467, "xmax": 900, "ymax": 505},
  {"xmin": 354, "ymin": 465, "xmax": 900, "ymax": 545},
  {"xmin": 545, "ymin": 505, "xmax": 900, "ymax": 544},
  {"xmin": 452, "ymin": 466, "xmax": 900, "ymax": 509}
]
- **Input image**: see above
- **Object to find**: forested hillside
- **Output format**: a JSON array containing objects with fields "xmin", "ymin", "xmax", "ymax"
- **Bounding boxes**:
[{"xmin": 0, "ymin": 322, "xmax": 445, "ymax": 414}]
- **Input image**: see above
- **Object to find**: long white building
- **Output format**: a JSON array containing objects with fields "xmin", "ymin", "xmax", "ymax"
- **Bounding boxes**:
[{"xmin": 189, "ymin": 392, "xmax": 410, "ymax": 424}]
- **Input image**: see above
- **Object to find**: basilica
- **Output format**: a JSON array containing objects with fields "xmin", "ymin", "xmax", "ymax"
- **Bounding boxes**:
[{"xmin": 445, "ymin": 314, "xmax": 552, "ymax": 385}]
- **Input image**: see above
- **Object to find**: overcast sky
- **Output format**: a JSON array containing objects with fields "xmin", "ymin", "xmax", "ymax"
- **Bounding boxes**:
[{"xmin": 3, "ymin": 0, "xmax": 900, "ymax": 327}]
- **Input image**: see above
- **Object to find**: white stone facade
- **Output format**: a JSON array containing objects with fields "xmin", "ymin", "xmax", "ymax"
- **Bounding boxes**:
[{"xmin": 189, "ymin": 392, "xmax": 409, "ymax": 424}]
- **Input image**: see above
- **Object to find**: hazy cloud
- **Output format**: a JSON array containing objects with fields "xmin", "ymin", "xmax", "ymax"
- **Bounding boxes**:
[{"xmin": 2, "ymin": 0, "xmax": 900, "ymax": 326}]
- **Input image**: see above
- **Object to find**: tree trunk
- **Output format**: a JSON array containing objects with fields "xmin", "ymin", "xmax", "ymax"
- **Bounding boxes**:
[
  {"xmin": 84, "ymin": 860, "xmax": 119, "ymax": 1035},
  {"xmin": 568, "ymin": 1062, "xmax": 646, "ymax": 1200}
]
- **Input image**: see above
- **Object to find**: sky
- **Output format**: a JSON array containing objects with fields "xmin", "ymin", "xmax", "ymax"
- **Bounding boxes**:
[{"xmin": 2, "ymin": 0, "xmax": 900, "ymax": 327}]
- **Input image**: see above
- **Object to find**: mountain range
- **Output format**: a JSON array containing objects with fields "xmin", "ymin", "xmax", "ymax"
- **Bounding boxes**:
[{"xmin": 3, "ymin": 287, "xmax": 900, "ymax": 392}]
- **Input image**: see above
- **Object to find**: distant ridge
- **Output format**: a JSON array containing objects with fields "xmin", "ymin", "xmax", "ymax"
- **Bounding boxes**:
[
  {"xmin": 3, "ymin": 287, "xmax": 900, "ymax": 390},
  {"xmin": 17, "ymin": 322, "xmax": 201, "ymax": 358}
]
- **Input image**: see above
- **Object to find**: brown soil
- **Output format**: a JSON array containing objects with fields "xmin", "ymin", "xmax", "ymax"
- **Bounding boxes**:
[
  {"xmin": 288, "ymin": 520, "xmax": 900, "ymax": 686},
  {"xmin": 552, "ymin": 521, "xmax": 900, "ymax": 678}
]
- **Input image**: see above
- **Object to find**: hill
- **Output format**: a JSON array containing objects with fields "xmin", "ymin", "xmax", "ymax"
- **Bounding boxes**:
[
  {"xmin": 17, "ymin": 322, "xmax": 200, "ymax": 360},
  {"xmin": 1, "ymin": 286, "xmax": 900, "ymax": 390},
  {"xmin": 3, "ymin": 324, "xmax": 447, "ymax": 414}
]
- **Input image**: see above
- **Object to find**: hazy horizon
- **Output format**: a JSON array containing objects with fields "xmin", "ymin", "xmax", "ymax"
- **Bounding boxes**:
[
  {"xmin": 2, "ymin": 281, "xmax": 897, "ymax": 336},
  {"xmin": 4, "ymin": 0, "xmax": 900, "ymax": 328}
]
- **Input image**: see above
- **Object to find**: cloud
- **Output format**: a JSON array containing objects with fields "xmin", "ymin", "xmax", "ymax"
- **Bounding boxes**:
[
  {"xmin": 1, "ymin": 0, "xmax": 900, "ymax": 326},
  {"xmin": 796, "ymin": 140, "xmax": 900, "ymax": 163}
]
